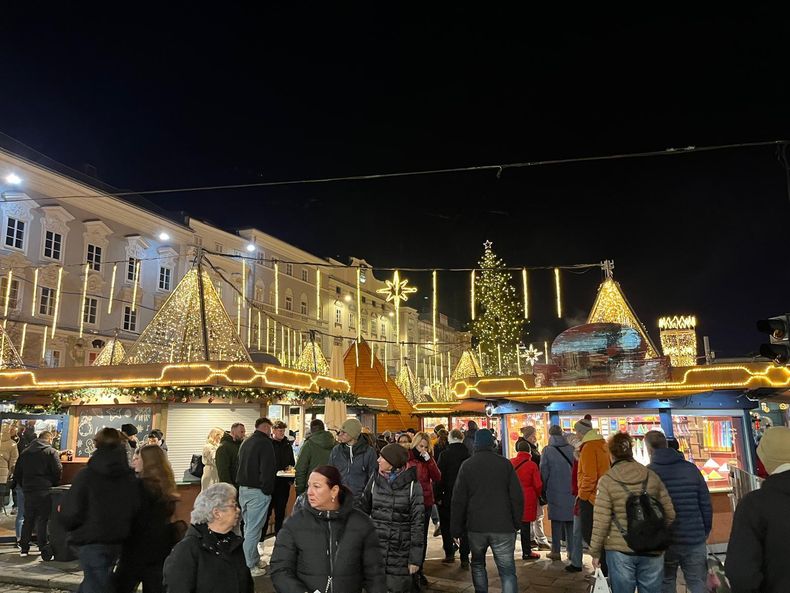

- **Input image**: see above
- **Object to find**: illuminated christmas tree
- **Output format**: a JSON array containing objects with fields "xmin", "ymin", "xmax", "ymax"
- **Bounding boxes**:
[
  {"xmin": 92, "ymin": 337, "xmax": 126, "ymax": 366},
  {"xmin": 396, "ymin": 363, "xmax": 425, "ymax": 405},
  {"xmin": 124, "ymin": 266, "xmax": 250, "ymax": 364},
  {"xmin": 471, "ymin": 241, "xmax": 524, "ymax": 374},
  {"xmin": 294, "ymin": 339, "xmax": 330, "ymax": 376},
  {"xmin": 450, "ymin": 349, "xmax": 484, "ymax": 382}
]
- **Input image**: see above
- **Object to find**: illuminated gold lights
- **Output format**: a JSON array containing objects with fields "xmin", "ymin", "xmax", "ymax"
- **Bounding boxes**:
[
  {"xmin": 470, "ymin": 270, "xmax": 476, "ymax": 320},
  {"xmin": 107, "ymin": 263, "xmax": 117, "ymax": 314},
  {"xmin": 3, "ymin": 270, "xmax": 12, "ymax": 321},
  {"xmin": 432, "ymin": 271, "xmax": 437, "ymax": 345},
  {"xmin": 236, "ymin": 295, "xmax": 241, "ymax": 335},
  {"xmin": 295, "ymin": 339, "xmax": 330, "ymax": 376},
  {"xmin": 50, "ymin": 267, "xmax": 63, "ymax": 339},
  {"xmin": 30, "ymin": 269, "xmax": 38, "ymax": 317},
  {"xmin": 274, "ymin": 262, "xmax": 279, "ymax": 315},
  {"xmin": 377, "ymin": 270, "xmax": 416, "ymax": 358},
  {"xmin": 0, "ymin": 323, "xmax": 22, "ymax": 369},
  {"xmin": 356, "ymin": 268, "xmax": 361, "ymax": 367},
  {"xmin": 131, "ymin": 260, "xmax": 141, "ymax": 313},
  {"xmin": 396, "ymin": 363, "xmax": 422, "ymax": 405},
  {"xmin": 316, "ymin": 269, "xmax": 321, "ymax": 321},
  {"xmin": 92, "ymin": 338, "xmax": 126, "ymax": 366},
  {"xmin": 79, "ymin": 263, "xmax": 89, "ymax": 338},
  {"xmin": 19, "ymin": 323, "xmax": 27, "ymax": 357},
  {"xmin": 659, "ymin": 315, "xmax": 698, "ymax": 367},
  {"xmin": 587, "ymin": 278, "xmax": 659, "ymax": 359},
  {"xmin": 41, "ymin": 326, "xmax": 48, "ymax": 360},
  {"xmin": 123, "ymin": 267, "xmax": 250, "ymax": 364},
  {"xmin": 554, "ymin": 267, "xmax": 562, "ymax": 319},
  {"xmin": 257, "ymin": 311, "xmax": 262, "ymax": 351},
  {"xmin": 522, "ymin": 268, "xmax": 528, "ymax": 319},
  {"xmin": 451, "ymin": 350, "xmax": 483, "ymax": 382},
  {"xmin": 544, "ymin": 340, "xmax": 549, "ymax": 364},
  {"xmin": 246, "ymin": 307, "xmax": 252, "ymax": 348}
]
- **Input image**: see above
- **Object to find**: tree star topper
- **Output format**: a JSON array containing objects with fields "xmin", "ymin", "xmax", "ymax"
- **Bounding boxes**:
[
  {"xmin": 519, "ymin": 343, "xmax": 543, "ymax": 366},
  {"xmin": 377, "ymin": 270, "xmax": 417, "ymax": 304}
]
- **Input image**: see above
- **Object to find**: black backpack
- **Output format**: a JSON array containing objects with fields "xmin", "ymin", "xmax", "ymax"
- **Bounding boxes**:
[
  {"xmin": 189, "ymin": 454, "xmax": 205, "ymax": 478},
  {"xmin": 610, "ymin": 476, "xmax": 671, "ymax": 554}
]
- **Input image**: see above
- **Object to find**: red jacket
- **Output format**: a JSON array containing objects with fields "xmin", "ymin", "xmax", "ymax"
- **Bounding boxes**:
[
  {"xmin": 511, "ymin": 451, "xmax": 542, "ymax": 523},
  {"xmin": 407, "ymin": 449, "xmax": 441, "ymax": 507}
]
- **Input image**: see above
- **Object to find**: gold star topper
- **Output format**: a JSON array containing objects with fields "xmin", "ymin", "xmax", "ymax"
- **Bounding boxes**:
[
  {"xmin": 377, "ymin": 270, "xmax": 417, "ymax": 304},
  {"xmin": 483, "ymin": 240, "xmax": 493, "ymax": 250}
]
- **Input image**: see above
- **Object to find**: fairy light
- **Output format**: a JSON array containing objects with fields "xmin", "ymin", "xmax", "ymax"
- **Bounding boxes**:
[
  {"xmin": 522, "ymin": 268, "xmax": 529, "ymax": 319},
  {"xmin": 316, "ymin": 268, "xmax": 321, "ymax": 321},
  {"xmin": 79, "ymin": 263, "xmax": 89, "ymax": 338},
  {"xmin": 294, "ymin": 340, "xmax": 330, "ymax": 376},
  {"xmin": 370, "ymin": 341, "xmax": 374, "ymax": 368},
  {"xmin": 356, "ymin": 267, "xmax": 361, "ymax": 366},
  {"xmin": 246, "ymin": 307, "xmax": 252, "ymax": 348},
  {"xmin": 257, "ymin": 311, "xmax": 262, "ymax": 351},
  {"xmin": 2, "ymin": 270, "xmax": 12, "ymax": 321},
  {"xmin": 355, "ymin": 338, "xmax": 359, "ymax": 367},
  {"xmin": 273, "ymin": 320, "xmax": 277, "ymax": 358},
  {"xmin": 266, "ymin": 318, "xmax": 270, "ymax": 353},
  {"xmin": 236, "ymin": 295, "xmax": 241, "ymax": 335},
  {"xmin": 414, "ymin": 341, "xmax": 419, "ymax": 380},
  {"xmin": 516, "ymin": 344, "xmax": 521, "ymax": 374},
  {"xmin": 497, "ymin": 343, "xmax": 502, "ymax": 373},
  {"xmin": 107, "ymin": 263, "xmax": 117, "ymax": 314},
  {"xmin": 432, "ymin": 271, "xmax": 437, "ymax": 345},
  {"xmin": 384, "ymin": 341, "xmax": 388, "ymax": 382},
  {"xmin": 241, "ymin": 259, "xmax": 247, "ymax": 311},
  {"xmin": 274, "ymin": 262, "xmax": 280, "ymax": 315},
  {"xmin": 41, "ymin": 325, "xmax": 48, "ymax": 360},
  {"xmin": 30, "ymin": 269, "xmax": 38, "ymax": 317},
  {"xmin": 19, "ymin": 323, "xmax": 27, "ymax": 357},
  {"xmin": 470, "ymin": 270, "xmax": 476, "ymax": 320},
  {"xmin": 447, "ymin": 350, "xmax": 451, "ymax": 380},
  {"xmin": 588, "ymin": 278, "xmax": 659, "ymax": 358},
  {"xmin": 554, "ymin": 267, "xmax": 562, "ymax": 319},
  {"xmin": 544, "ymin": 340, "xmax": 549, "ymax": 364},
  {"xmin": 131, "ymin": 260, "xmax": 141, "ymax": 313},
  {"xmin": 50, "ymin": 267, "xmax": 63, "ymax": 339}
]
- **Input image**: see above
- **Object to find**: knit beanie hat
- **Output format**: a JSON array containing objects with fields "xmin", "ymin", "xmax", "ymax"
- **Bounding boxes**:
[
  {"xmin": 121, "ymin": 423, "xmax": 138, "ymax": 437},
  {"xmin": 574, "ymin": 419, "xmax": 593, "ymax": 436},
  {"xmin": 340, "ymin": 418, "xmax": 363, "ymax": 440},
  {"xmin": 380, "ymin": 443, "xmax": 409, "ymax": 469},
  {"xmin": 521, "ymin": 426, "xmax": 536, "ymax": 440},
  {"xmin": 757, "ymin": 426, "xmax": 790, "ymax": 474},
  {"xmin": 474, "ymin": 428, "xmax": 494, "ymax": 449}
]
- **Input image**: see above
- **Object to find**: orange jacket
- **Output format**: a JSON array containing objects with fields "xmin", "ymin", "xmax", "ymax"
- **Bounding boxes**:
[{"xmin": 577, "ymin": 431, "xmax": 610, "ymax": 504}]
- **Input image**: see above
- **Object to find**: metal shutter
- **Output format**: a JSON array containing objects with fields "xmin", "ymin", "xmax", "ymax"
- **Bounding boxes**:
[{"xmin": 165, "ymin": 404, "xmax": 262, "ymax": 482}]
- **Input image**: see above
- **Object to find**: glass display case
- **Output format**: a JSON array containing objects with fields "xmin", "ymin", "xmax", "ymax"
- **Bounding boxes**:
[
  {"xmin": 504, "ymin": 412, "xmax": 550, "ymax": 458},
  {"xmin": 672, "ymin": 414, "xmax": 746, "ymax": 491}
]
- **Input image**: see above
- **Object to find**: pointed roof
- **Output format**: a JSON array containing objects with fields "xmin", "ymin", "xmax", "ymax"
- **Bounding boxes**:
[
  {"xmin": 294, "ymin": 340, "xmax": 330, "ymax": 376},
  {"xmin": 587, "ymin": 278, "xmax": 659, "ymax": 358},
  {"xmin": 124, "ymin": 267, "xmax": 250, "ymax": 364},
  {"xmin": 451, "ymin": 350, "xmax": 484, "ymax": 383},
  {"xmin": 92, "ymin": 338, "xmax": 126, "ymax": 366},
  {"xmin": 343, "ymin": 340, "xmax": 414, "ymax": 433},
  {"xmin": 0, "ymin": 325, "xmax": 24, "ymax": 369},
  {"xmin": 396, "ymin": 364, "xmax": 429, "ymax": 405}
]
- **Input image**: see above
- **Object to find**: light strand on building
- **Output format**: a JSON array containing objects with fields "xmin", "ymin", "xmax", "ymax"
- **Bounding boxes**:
[
  {"xmin": 246, "ymin": 307, "xmax": 252, "ymax": 348},
  {"xmin": 432, "ymin": 271, "xmax": 437, "ymax": 345},
  {"xmin": 50, "ymin": 267, "xmax": 63, "ymax": 339},
  {"xmin": 516, "ymin": 344, "xmax": 521, "ymax": 374},
  {"xmin": 274, "ymin": 262, "xmax": 280, "ymax": 315},
  {"xmin": 497, "ymin": 343, "xmax": 502, "ymax": 373},
  {"xmin": 554, "ymin": 267, "xmax": 562, "ymax": 319},
  {"xmin": 30, "ymin": 269, "xmax": 38, "ymax": 317},
  {"xmin": 356, "ymin": 267, "xmax": 361, "ymax": 367},
  {"xmin": 522, "ymin": 268, "xmax": 529, "ymax": 319},
  {"xmin": 470, "ymin": 270, "xmax": 476, "ymax": 320},
  {"xmin": 107, "ymin": 264, "xmax": 116, "ymax": 314},
  {"xmin": 79, "ymin": 263, "xmax": 89, "ymax": 338},
  {"xmin": 315, "ymin": 268, "xmax": 321, "ymax": 321},
  {"xmin": 19, "ymin": 322, "xmax": 27, "ymax": 357},
  {"xmin": 257, "ymin": 311, "xmax": 262, "ymax": 351},
  {"xmin": 3, "ymin": 270, "xmax": 12, "ymax": 324},
  {"xmin": 266, "ymin": 318, "xmax": 270, "ymax": 354},
  {"xmin": 544, "ymin": 340, "xmax": 549, "ymax": 364},
  {"xmin": 131, "ymin": 260, "xmax": 141, "ymax": 313}
]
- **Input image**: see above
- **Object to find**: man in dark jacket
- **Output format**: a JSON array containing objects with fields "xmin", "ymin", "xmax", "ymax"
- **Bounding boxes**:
[
  {"xmin": 328, "ymin": 418, "xmax": 376, "ymax": 498},
  {"xmin": 726, "ymin": 426, "xmax": 790, "ymax": 593},
  {"xmin": 462, "ymin": 420, "xmax": 478, "ymax": 456},
  {"xmin": 264, "ymin": 420, "xmax": 295, "ymax": 535},
  {"xmin": 451, "ymin": 429, "xmax": 523, "ymax": 593},
  {"xmin": 236, "ymin": 417, "xmax": 276, "ymax": 576},
  {"xmin": 216, "ymin": 422, "xmax": 245, "ymax": 486},
  {"xmin": 294, "ymin": 419, "xmax": 335, "ymax": 495},
  {"xmin": 60, "ymin": 427, "xmax": 140, "ymax": 593},
  {"xmin": 646, "ymin": 430, "xmax": 712, "ymax": 593},
  {"xmin": 14, "ymin": 430, "xmax": 62, "ymax": 559},
  {"xmin": 436, "ymin": 429, "xmax": 470, "ymax": 567}
]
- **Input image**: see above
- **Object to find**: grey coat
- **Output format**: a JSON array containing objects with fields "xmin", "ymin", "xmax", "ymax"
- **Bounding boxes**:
[{"xmin": 540, "ymin": 435, "xmax": 576, "ymax": 521}]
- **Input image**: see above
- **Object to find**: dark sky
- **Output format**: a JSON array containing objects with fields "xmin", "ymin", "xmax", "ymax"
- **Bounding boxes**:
[{"xmin": 1, "ymin": 6, "xmax": 789, "ymax": 357}]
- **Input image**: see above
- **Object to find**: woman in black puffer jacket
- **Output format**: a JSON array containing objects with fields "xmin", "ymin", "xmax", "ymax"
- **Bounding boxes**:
[
  {"xmin": 359, "ymin": 444, "xmax": 425, "ymax": 593},
  {"xmin": 270, "ymin": 465, "xmax": 386, "ymax": 593}
]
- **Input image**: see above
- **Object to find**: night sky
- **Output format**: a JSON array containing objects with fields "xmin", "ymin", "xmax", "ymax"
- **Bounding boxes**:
[{"xmin": 1, "ymin": 7, "xmax": 789, "ymax": 357}]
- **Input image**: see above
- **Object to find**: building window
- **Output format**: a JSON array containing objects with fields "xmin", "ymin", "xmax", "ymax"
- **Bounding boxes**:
[
  {"xmin": 39, "ymin": 287, "xmax": 55, "ymax": 316},
  {"xmin": 349, "ymin": 312, "xmax": 355, "ymax": 329},
  {"xmin": 300, "ymin": 300, "xmax": 308, "ymax": 316},
  {"xmin": 381, "ymin": 323, "xmax": 386, "ymax": 338},
  {"xmin": 43, "ymin": 230, "xmax": 62, "ymax": 260},
  {"xmin": 0, "ymin": 277, "xmax": 19, "ymax": 310},
  {"xmin": 255, "ymin": 287, "xmax": 264, "ymax": 302},
  {"xmin": 215, "ymin": 243, "xmax": 223, "ymax": 253},
  {"xmin": 127, "ymin": 257, "xmax": 139, "ymax": 281},
  {"xmin": 335, "ymin": 308, "xmax": 342, "ymax": 324},
  {"xmin": 83, "ymin": 297, "xmax": 98, "ymax": 325},
  {"xmin": 361, "ymin": 296, "xmax": 366, "ymax": 304},
  {"xmin": 86, "ymin": 244, "xmax": 102, "ymax": 271},
  {"xmin": 286, "ymin": 263, "xmax": 293, "ymax": 276},
  {"xmin": 336, "ymin": 286, "xmax": 341, "ymax": 296},
  {"xmin": 158, "ymin": 267, "xmax": 172, "ymax": 291},
  {"xmin": 301, "ymin": 269, "xmax": 308, "ymax": 282},
  {"xmin": 4, "ymin": 217, "xmax": 24, "ymax": 250},
  {"xmin": 285, "ymin": 295, "xmax": 293, "ymax": 311},
  {"xmin": 45, "ymin": 350, "xmax": 61, "ymax": 368},
  {"xmin": 123, "ymin": 306, "xmax": 137, "ymax": 331}
]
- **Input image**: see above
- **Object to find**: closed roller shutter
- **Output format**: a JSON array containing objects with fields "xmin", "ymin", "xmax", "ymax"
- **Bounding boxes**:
[{"xmin": 165, "ymin": 404, "xmax": 262, "ymax": 481}]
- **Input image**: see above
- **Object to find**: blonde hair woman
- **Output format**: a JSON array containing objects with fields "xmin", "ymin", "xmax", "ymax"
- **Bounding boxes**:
[
  {"xmin": 407, "ymin": 432, "xmax": 441, "ymax": 587},
  {"xmin": 201, "ymin": 428, "xmax": 224, "ymax": 491}
]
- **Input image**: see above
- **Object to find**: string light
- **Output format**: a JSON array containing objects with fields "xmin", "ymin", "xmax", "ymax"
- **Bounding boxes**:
[
  {"xmin": 30, "ymin": 269, "xmax": 38, "ymax": 317},
  {"xmin": 93, "ymin": 338, "xmax": 126, "ymax": 366},
  {"xmin": 451, "ymin": 350, "xmax": 483, "ymax": 382},
  {"xmin": 316, "ymin": 268, "xmax": 321, "ymax": 321},
  {"xmin": 588, "ymin": 278, "xmax": 659, "ymax": 358},
  {"xmin": 3, "ymin": 270, "xmax": 12, "ymax": 322},
  {"xmin": 131, "ymin": 260, "xmax": 141, "ymax": 313},
  {"xmin": 19, "ymin": 323, "xmax": 27, "ymax": 357},
  {"xmin": 294, "ymin": 340, "xmax": 330, "ymax": 375},
  {"xmin": 247, "ymin": 307, "xmax": 252, "ymax": 348},
  {"xmin": 522, "ymin": 268, "xmax": 528, "ymax": 319},
  {"xmin": 78, "ymin": 264, "xmax": 89, "ymax": 338},
  {"xmin": 384, "ymin": 341, "xmax": 388, "ymax": 382},
  {"xmin": 274, "ymin": 262, "xmax": 279, "ymax": 315},
  {"xmin": 356, "ymin": 267, "xmax": 361, "ymax": 367},
  {"xmin": 107, "ymin": 264, "xmax": 116, "ymax": 314},
  {"xmin": 516, "ymin": 344, "xmax": 521, "ymax": 374},
  {"xmin": 236, "ymin": 294, "xmax": 241, "ymax": 335},
  {"xmin": 41, "ymin": 325, "xmax": 48, "ymax": 360},
  {"xmin": 257, "ymin": 311, "xmax": 262, "ymax": 351},
  {"xmin": 470, "ymin": 270, "xmax": 476, "ymax": 320},
  {"xmin": 432, "ymin": 271, "xmax": 437, "ymax": 345},
  {"xmin": 241, "ymin": 258, "xmax": 246, "ymax": 311},
  {"xmin": 544, "ymin": 340, "xmax": 549, "ymax": 364},
  {"xmin": 50, "ymin": 267, "xmax": 63, "ymax": 339},
  {"xmin": 554, "ymin": 267, "xmax": 562, "ymax": 319},
  {"xmin": 497, "ymin": 343, "xmax": 502, "ymax": 373},
  {"xmin": 273, "ymin": 320, "xmax": 277, "ymax": 358},
  {"xmin": 659, "ymin": 315, "xmax": 698, "ymax": 367},
  {"xmin": 370, "ymin": 341, "xmax": 374, "ymax": 368}
]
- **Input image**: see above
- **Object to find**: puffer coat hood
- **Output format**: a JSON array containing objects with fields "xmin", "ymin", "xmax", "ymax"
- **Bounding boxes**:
[{"xmin": 328, "ymin": 439, "xmax": 377, "ymax": 498}]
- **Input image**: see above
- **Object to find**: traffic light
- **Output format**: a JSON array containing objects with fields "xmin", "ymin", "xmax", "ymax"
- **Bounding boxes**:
[{"xmin": 757, "ymin": 314, "xmax": 790, "ymax": 364}]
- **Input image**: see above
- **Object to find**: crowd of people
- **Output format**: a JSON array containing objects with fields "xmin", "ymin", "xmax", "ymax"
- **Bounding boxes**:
[{"xmin": 3, "ymin": 415, "xmax": 790, "ymax": 593}]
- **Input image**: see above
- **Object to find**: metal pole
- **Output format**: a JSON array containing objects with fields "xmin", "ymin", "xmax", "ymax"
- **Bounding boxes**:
[{"xmin": 196, "ymin": 250, "xmax": 211, "ymax": 361}]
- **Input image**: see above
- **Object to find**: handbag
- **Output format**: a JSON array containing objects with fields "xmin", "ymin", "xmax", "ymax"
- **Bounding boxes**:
[
  {"xmin": 189, "ymin": 454, "xmax": 205, "ymax": 478},
  {"xmin": 706, "ymin": 551, "xmax": 731, "ymax": 593},
  {"xmin": 590, "ymin": 567, "xmax": 611, "ymax": 593}
]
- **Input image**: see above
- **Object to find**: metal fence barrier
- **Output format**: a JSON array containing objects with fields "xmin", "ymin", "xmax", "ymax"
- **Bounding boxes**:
[{"xmin": 729, "ymin": 466, "xmax": 763, "ymax": 510}]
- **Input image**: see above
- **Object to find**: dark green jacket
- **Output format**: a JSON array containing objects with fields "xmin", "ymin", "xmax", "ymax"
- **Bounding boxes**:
[
  {"xmin": 215, "ymin": 434, "xmax": 242, "ymax": 486},
  {"xmin": 294, "ymin": 429, "xmax": 336, "ymax": 494}
]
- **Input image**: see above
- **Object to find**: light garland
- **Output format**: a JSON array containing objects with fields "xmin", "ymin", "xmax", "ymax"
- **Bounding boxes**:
[
  {"xmin": 247, "ymin": 307, "xmax": 252, "ymax": 348},
  {"xmin": 3, "ymin": 270, "xmax": 12, "ymax": 321},
  {"xmin": 554, "ymin": 267, "xmax": 562, "ymax": 319},
  {"xmin": 274, "ymin": 261, "xmax": 279, "ymax": 315},
  {"xmin": 92, "ymin": 338, "xmax": 126, "ymax": 366},
  {"xmin": 107, "ymin": 263, "xmax": 116, "ymax": 314},
  {"xmin": 659, "ymin": 315, "xmax": 698, "ymax": 367},
  {"xmin": 131, "ymin": 259, "xmax": 141, "ymax": 313},
  {"xmin": 432, "ymin": 271, "xmax": 437, "ymax": 345},
  {"xmin": 257, "ymin": 311, "xmax": 262, "ymax": 351},
  {"xmin": 79, "ymin": 263, "xmax": 89, "ymax": 338},
  {"xmin": 522, "ymin": 268, "xmax": 529, "ymax": 319},
  {"xmin": 19, "ymin": 322, "xmax": 27, "ymax": 357},
  {"xmin": 50, "ymin": 266, "xmax": 63, "ymax": 339},
  {"xmin": 41, "ymin": 325, "xmax": 48, "ymax": 360},
  {"xmin": 30, "ymin": 268, "xmax": 38, "ymax": 317},
  {"xmin": 356, "ymin": 267, "xmax": 361, "ymax": 367},
  {"xmin": 470, "ymin": 270, "xmax": 476, "ymax": 320},
  {"xmin": 236, "ymin": 294, "xmax": 241, "ymax": 335},
  {"xmin": 315, "ymin": 268, "xmax": 321, "ymax": 321},
  {"xmin": 294, "ymin": 340, "xmax": 330, "ymax": 376},
  {"xmin": 588, "ymin": 278, "xmax": 659, "ymax": 358},
  {"xmin": 544, "ymin": 340, "xmax": 549, "ymax": 364}
]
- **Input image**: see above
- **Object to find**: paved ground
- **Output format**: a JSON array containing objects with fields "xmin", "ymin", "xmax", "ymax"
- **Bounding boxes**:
[{"xmin": 0, "ymin": 533, "xmax": 690, "ymax": 592}]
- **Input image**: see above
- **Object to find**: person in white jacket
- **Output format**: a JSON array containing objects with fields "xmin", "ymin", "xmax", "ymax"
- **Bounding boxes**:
[{"xmin": 201, "ymin": 427, "xmax": 224, "ymax": 491}]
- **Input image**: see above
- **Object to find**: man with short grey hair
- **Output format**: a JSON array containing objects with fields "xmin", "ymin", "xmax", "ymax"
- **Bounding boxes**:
[{"xmin": 646, "ymin": 430, "xmax": 711, "ymax": 593}]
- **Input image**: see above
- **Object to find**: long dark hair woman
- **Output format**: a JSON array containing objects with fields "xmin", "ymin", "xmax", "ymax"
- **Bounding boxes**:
[
  {"xmin": 270, "ymin": 465, "xmax": 386, "ymax": 593},
  {"xmin": 115, "ymin": 445, "xmax": 182, "ymax": 593}
]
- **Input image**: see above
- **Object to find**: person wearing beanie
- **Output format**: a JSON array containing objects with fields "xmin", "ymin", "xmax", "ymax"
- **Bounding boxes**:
[
  {"xmin": 727, "ymin": 426, "xmax": 790, "ymax": 593},
  {"xmin": 328, "ymin": 417, "xmax": 377, "ymax": 498},
  {"xmin": 452, "ymin": 429, "xmax": 524, "ymax": 592},
  {"xmin": 120, "ymin": 424, "xmax": 139, "ymax": 468},
  {"xmin": 435, "ymin": 429, "xmax": 471, "ymax": 567},
  {"xmin": 359, "ymin": 443, "xmax": 424, "ymax": 593},
  {"xmin": 540, "ymin": 425, "xmax": 577, "ymax": 565},
  {"xmin": 577, "ymin": 420, "xmax": 611, "ymax": 575},
  {"xmin": 511, "ymin": 440, "xmax": 543, "ymax": 560}
]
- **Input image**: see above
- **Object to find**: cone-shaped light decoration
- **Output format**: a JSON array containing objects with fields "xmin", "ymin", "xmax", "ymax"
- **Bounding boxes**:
[
  {"xmin": 92, "ymin": 338, "xmax": 126, "ymax": 366},
  {"xmin": 396, "ymin": 363, "xmax": 426, "ymax": 405},
  {"xmin": 123, "ymin": 266, "xmax": 251, "ymax": 364},
  {"xmin": 294, "ymin": 340, "xmax": 330, "ymax": 376},
  {"xmin": 0, "ymin": 324, "xmax": 24, "ymax": 369},
  {"xmin": 450, "ymin": 349, "xmax": 484, "ymax": 382}
]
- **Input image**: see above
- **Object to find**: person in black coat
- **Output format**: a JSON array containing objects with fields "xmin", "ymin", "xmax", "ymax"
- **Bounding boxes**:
[
  {"xmin": 115, "ymin": 445, "xmax": 182, "ymax": 593},
  {"xmin": 436, "ymin": 429, "xmax": 470, "ymax": 566},
  {"xmin": 726, "ymin": 426, "xmax": 790, "ymax": 593},
  {"xmin": 263, "ymin": 420, "xmax": 295, "ymax": 536},
  {"xmin": 462, "ymin": 420, "xmax": 478, "ymax": 456},
  {"xmin": 270, "ymin": 465, "xmax": 386, "ymax": 593},
  {"xmin": 359, "ymin": 444, "xmax": 424, "ymax": 593},
  {"xmin": 163, "ymin": 482, "xmax": 253, "ymax": 593},
  {"xmin": 59, "ymin": 428, "xmax": 141, "ymax": 593}
]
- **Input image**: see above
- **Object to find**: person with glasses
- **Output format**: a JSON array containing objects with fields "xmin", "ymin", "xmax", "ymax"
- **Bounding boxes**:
[
  {"xmin": 328, "ymin": 419, "xmax": 376, "ymax": 499},
  {"xmin": 163, "ymin": 483, "xmax": 253, "ymax": 593},
  {"xmin": 263, "ymin": 420, "xmax": 295, "ymax": 536}
]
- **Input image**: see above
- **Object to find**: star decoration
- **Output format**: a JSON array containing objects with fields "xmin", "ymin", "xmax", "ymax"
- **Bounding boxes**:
[
  {"xmin": 377, "ymin": 271, "xmax": 417, "ymax": 304},
  {"xmin": 519, "ymin": 343, "xmax": 543, "ymax": 366},
  {"xmin": 483, "ymin": 240, "xmax": 493, "ymax": 250}
]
